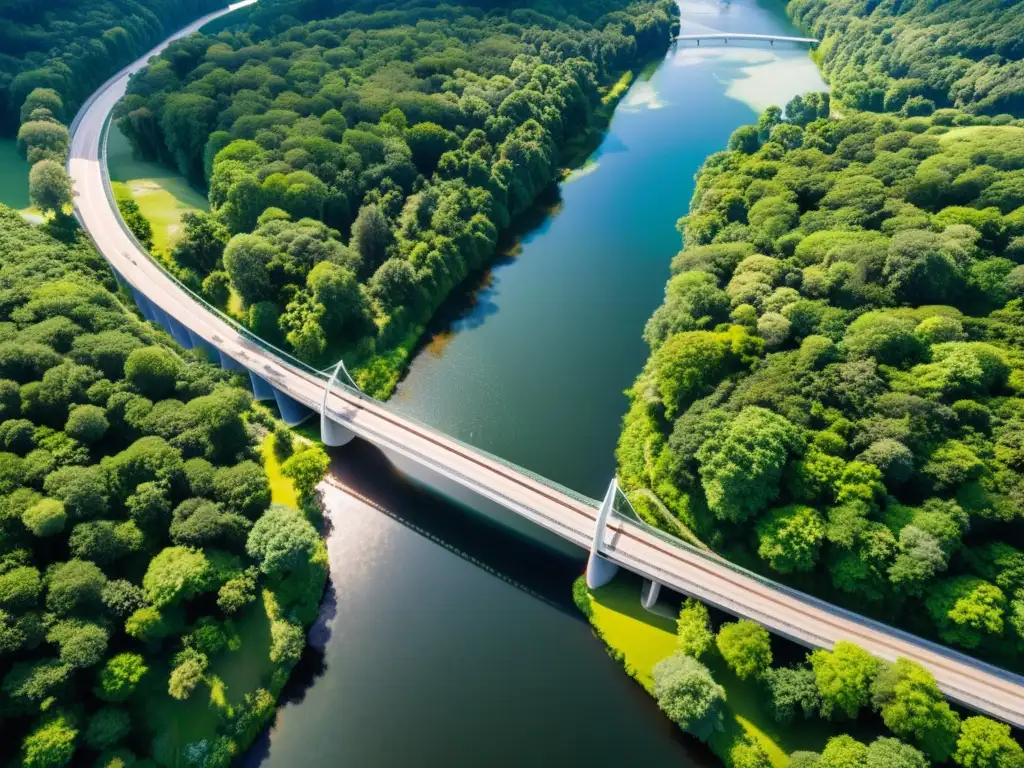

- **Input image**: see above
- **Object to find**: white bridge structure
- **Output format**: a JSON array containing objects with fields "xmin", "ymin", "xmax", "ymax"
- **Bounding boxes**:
[
  {"xmin": 673, "ymin": 32, "xmax": 819, "ymax": 46},
  {"xmin": 66, "ymin": 1, "xmax": 1024, "ymax": 728}
]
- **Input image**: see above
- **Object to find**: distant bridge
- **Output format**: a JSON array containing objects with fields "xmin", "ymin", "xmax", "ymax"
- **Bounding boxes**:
[{"xmin": 673, "ymin": 32, "xmax": 819, "ymax": 46}]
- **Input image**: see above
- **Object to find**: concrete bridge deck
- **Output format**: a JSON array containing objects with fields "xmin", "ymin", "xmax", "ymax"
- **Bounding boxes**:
[
  {"xmin": 67, "ymin": 2, "xmax": 1024, "ymax": 729},
  {"xmin": 673, "ymin": 32, "xmax": 819, "ymax": 44}
]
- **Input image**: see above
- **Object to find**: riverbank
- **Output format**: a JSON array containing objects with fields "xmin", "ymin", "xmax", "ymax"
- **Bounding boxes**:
[
  {"xmin": 574, "ymin": 574, "xmax": 849, "ymax": 766},
  {"xmin": 248, "ymin": 436, "xmax": 717, "ymax": 767}
]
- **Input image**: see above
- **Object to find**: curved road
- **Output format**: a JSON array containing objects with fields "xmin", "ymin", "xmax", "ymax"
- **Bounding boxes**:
[{"xmin": 68, "ymin": 2, "xmax": 1024, "ymax": 729}]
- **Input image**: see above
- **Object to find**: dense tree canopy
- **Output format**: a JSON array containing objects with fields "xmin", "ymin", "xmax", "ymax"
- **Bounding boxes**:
[
  {"xmin": 115, "ymin": 0, "xmax": 677, "ymax": 395},
  {"xmin": 0, "ymin": 0, "xmax": 229, "ymax": 134},
  {"xmin": 620, "ymin": 102, "xmax": 1024, "ymax": 669},
  {"xmin": 0, "ymin": 205, "xmax": 326, "ymax": 766},
  {"xmin": 789, "ymin": 0, "xmax": 1024, "ymax": 117}
]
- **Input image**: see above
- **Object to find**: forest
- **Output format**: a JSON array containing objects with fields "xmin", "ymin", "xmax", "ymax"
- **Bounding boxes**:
[
  {"xmin": 618, "ymin": 98, "xmax": 1024, "ymax": 674},
  {"xmin": 0, "ymin": 205, "xmax": 331, "ymax": 768},
  {"xmin": 0, "ymin": 0, "xmax": 229, "ymax": 134},
  {"xmin": 114, "ymin": 0, "xmax": 677, "ymax": 394},
  {"xmin": 789, "ymin": 0, "xmax": 1024, "ymax": 117}
]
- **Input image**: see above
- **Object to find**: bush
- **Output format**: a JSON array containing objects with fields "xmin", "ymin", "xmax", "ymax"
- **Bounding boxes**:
[
  {"xmin": 46, "ymin": 559, "xmax": 107, "ymax": 615},
  {"xmin": 21, "ymin": 712, "xmax": 78, "ymax": 768},
  {"xmin": 22, "ymin": 497, "xmax": 67, "ymax": 537},
  {"xmin": 124, "ymin": 347, "xmax": 181, "ymax": 399},
  {"xmin": 65, "ymin": 404, "xmax": 109, "ymax": 443},
  {"xmin": 716, "ymin": 620, "xmax": 772, "ymax": 680},
  {"xmin": 280, "ymin": 445, "xmax": 329, "ymax": 502},
  {"xmin": 810, "ymin": 641, "xmax": 881, "ymax": 719},
  {"xmin": 676, "ymin": 598, "xmax": 713, "ymax": 658},
  {"xmin": 95, "ymin": 653, "xmax": 148, "ymax": 702},
  {"xmin": 651, "ymin": 652, "xmax": 725, "ymax": 742}
]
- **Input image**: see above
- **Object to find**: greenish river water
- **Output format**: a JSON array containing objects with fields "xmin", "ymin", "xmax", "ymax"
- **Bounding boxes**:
[
  {"xmin": 0, "ymin": 139, "xmax": 30, "ymax": 210},
  {"xmin": 255, "ymin": 1, "xmax": 825, "ymax": 766}
]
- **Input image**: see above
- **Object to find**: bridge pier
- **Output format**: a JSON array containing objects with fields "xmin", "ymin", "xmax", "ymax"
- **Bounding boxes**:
[
  {"xmin": 320, "ymin": 359, "xmax": 355, "ymax": 447},
  {"xmin": 166, "ymin": 316, "xmax": 194, "ymax": 349},
  {"xmin": 641, "ymin": 580, "xmax": 662, "ymax": 612},
  {"xmin": 585, "ymin": 479, "xmax": 620, "ymax": 589},
  {"xmin": 248, "ymin": 372, "xmax": 276, "ymax": 401},
  {"xmin": 188, "ymin": 330, "xmax": 219, "ymax": 362},
  {"xmin": 218, "ymin": 352, "xmax": 248, "ymax": 372},
  {"xmin": 273, "ymin": 388, "xmax": 313, "ymax": 426},
  {"xmin": 131, "ymin": 288, "xmax": 157, "ymax": 323}
]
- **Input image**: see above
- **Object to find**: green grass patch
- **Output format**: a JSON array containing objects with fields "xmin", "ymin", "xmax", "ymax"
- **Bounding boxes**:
[
  {"xmin": 584, "ymin": 574, "xmax": 844, "ymax": 767},
  {"xmin": 938, "ymin": 124, "xmax": 1024, "ymax": 144},
  {"xmin": 107, "ymin": 124, "xmax": 208, "ymax": 255},
  {"xmin": 262, "ymin": 434, "xmax": 300, "ymax": 508},
  {"xmin": 602, "ymin": 70, "xmax": 634, "ymax": 105}
]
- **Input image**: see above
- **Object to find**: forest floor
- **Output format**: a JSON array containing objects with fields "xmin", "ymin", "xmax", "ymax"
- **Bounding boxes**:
[
  {"xmin": 582, "ymin": 573, "xmax": 852, "ymax": 767},
  {"xmin": 107, "ymin": 124, "xmax": 208, "ymax": 256}
]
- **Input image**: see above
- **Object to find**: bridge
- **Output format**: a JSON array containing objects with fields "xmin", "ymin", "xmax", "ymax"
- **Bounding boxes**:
[
  {"xmin": 66, "ymin": 1, "xmax": 1024, "ymax": 729},
  {"xmin": 673, "ymin": 32, "xmax": 819, "ymax": 46}
]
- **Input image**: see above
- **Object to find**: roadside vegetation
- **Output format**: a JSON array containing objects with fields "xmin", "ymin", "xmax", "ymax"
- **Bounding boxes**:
[
  {"xmin": 0, "ymin": 0, "xmax": 228, "ymax": 135},
  {"xmin": 112, "ymin": 0, "xmax": 677, "ymax": 395},
  {"xmin": 0, "ymin": 205, "xmax": 331, "ymax": 767}
]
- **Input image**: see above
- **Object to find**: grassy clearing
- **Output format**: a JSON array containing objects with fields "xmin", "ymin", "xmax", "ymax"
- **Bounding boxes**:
[
  {"xmin": 585, "ymin": 575, "xmax": 843, "ymax": 767},
  {"xmin": 262, "ymin": 433, "xmax": 300, "ymax": 508},
  {"xmin": 107, "ymin": 124, "xmax": 208, "ymax": 255},
  {"xmin": 602, "ymin": 70, "xmax": 634, "ymax": 105},
  {"xmin": 938, "ymin": 124, "xmax": 1024, "ymax": 144},
  {"xmin": 140, "ymin": 600, "xmax": 276, "ymax": 765}
]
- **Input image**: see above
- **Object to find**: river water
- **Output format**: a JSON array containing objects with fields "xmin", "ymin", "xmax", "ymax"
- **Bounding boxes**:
[{"xmin": 251, "ymin": 0, "xmax": 825, "ymax": 765}]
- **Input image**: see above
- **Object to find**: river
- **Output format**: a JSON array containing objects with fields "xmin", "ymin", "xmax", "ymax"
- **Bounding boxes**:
[{"xmin": 254, "ymin": 1, "xmax": 824, "ymax": 766}]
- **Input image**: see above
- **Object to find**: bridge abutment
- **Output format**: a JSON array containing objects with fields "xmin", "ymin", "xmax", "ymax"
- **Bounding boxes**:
[{"xmin": 585, "ymin": 479, "xmax": 620, "ymax": 589}]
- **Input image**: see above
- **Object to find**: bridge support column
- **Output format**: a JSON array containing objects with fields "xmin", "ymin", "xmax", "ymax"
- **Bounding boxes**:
[
  {"xmin": 131, "ymin": 288, "xmax": 157, "ymax": 323},
  {"xmin": 273, "ymin": 388, "xmax": 313, "ymax": 426},
  {"xmin": 218, "ymin": 352, "xmax": 247, "ymax": 372},
  {"xmin": 641, "ymin": 580, "xmax": 662, "ymax": 612},
  {"xmin": 586, "ymin": 479, "xmax": 620, "ymax": 589},
  {"xmin": 248, "ymin": 372, "xmax": 276, "ymax": 401},
  {"xmin": 166, "ymin": 316, "xmax": 194, "ymax": 349},
  {"xmin": 188, "ymin": 331, "xmax": 219, "ymax": 362},
  {"xmin": 320, "ymin": 359, "xmax": 354, "ymax": 447}
]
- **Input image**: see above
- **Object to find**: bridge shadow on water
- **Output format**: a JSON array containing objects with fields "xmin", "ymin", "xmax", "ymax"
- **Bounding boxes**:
[
  {"xmin": 325, "ymin": 436, "xmax": 588, "ymax": 611},
  {"xmin": 251, "ymin": 436, "xmax": 592, "ymax": 745}
]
